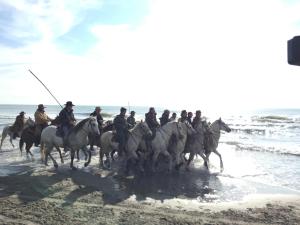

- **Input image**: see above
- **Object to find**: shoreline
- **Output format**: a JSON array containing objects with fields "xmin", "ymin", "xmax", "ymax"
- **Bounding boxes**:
[{"xmin": 0, "ymin": 166, "xmax": 300, "ymax": 225}]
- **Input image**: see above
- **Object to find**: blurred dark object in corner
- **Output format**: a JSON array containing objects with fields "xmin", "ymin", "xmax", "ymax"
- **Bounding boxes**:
[{"xmin": 288, "ymin": 36, "xmax": 300, "ymax": 66}]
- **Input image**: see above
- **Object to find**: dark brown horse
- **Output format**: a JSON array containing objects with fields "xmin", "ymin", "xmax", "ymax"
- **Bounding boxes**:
[{"xmin": 19, "ymin": 116, "xmax": 64, "ymax": 162}]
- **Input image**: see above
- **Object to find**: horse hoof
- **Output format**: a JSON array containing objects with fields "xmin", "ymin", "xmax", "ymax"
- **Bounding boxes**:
[
  {"xmin": 71, "ymin": 167, "xmax": 77, "ymax": 171},
  {"xmin": 54, "ymin": 164, "xmax": 58, "ymax": 169},
  {"xmin": 61, "ymin": 160, "xmax": 64, "ymax": 164},
  {"xmin": 84, "ymin": 162, "xmax": 89, "ymax": 167}
]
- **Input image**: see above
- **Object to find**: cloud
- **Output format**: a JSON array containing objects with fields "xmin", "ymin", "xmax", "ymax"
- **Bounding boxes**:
[{"xmin": 1, "ymin": 0, "xmax": 300, "ymax": 111}]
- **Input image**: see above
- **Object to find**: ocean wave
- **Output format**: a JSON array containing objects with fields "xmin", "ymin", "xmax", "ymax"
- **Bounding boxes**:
[
  {"xmin": 231, "ymin": 128, "xmax": 266, "ymax": 135},
  {"xmin": 224, "ymin": 142, "xmax": 300, "ymax": 157},
  {"xmin": 252, "ymin": 115, "xmax": 294, "ymax": 124}
]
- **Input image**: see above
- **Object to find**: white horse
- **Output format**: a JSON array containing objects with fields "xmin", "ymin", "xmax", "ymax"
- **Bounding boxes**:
[
  {"xmin": 141, "ymin": 122, "xmax": 185, "ymax": 172},
  {"xmin": 169, "ymin": 121, "xmax": 196, "ymax": 170},
  {"xmin": 40, "ymin": 117, "xmax": 100, "ymax": 170},
  {"xmin": 0, "ymin": 117, "xmax": 35, "ymax": 149},
  {"xmin": 205, "ymin": 118, "xmax": 231, "ymax": 172},
  {"xmin": 99, "ymin": 121, "xmax": 152, "ymax": 170},
  {"xmin": 184, "ymin": 120, "xmax": 211, "ymax": 170}
]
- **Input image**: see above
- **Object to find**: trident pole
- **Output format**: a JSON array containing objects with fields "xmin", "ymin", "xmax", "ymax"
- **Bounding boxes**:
[{"xmin": 28, "ymin": 69, "xmax": 63, "ymax": 109}]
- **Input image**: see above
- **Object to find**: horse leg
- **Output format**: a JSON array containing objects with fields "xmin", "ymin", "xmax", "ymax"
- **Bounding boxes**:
[
  {"xmin": 105, "ymin": 153, "xmax": 111, "ymax": 169},
  {"xmin": 76, "ymin": 149, "xmax": 80, "ymax": 161},
  {"xmin": 151, "ymin": 150, "xmax": 160, "ymax": 172},
  {"xmin": 70, "ymin": 150, "xmax": 76, "ymax": 170},
  {"xmin": 110, "ymin": 149, "xmax": 117, "ymax": 161},
  {"xmin": 213, "ymin": 150, "xmax": 223, "ymax": 172},
  {"xmin": 99, "ymin": 149, "xmax": 105, "ymax": 168},
  {"xmin": 204, "ymin": 151, "xmax": 211, "ymax": 169},
  {"xmin": 44, "ymin": 145, "xmax": 53, "ymax": 166},
  {"xmin": 9, "ymin": 134, "xmax": 15, "ymax": 148},
  {"xmin": 26, "ymin": 142, "xmax": 34, "ymax": 160},
  {"xmin": 0, "ymin": 135, "xmax": 5, "ymax": 150},
  {"xmin": 199, "ymin": 152, "xmax": 209, "ymax": 170},
  {"xmin": 161, "ymin": 150, "xmax": 172, "ymax": 172},
  {"xmin": 55, "ymin": 146, "xmax": 64, "ymax": 164},
  {"xmin": 185, "ymin": 152, "xmax": 195, "ymax": 171},
  {"xmin": 48, "ymin": 152, "xmax": 58, "ymax": 168},
  {"xmin": 84, "ymin": 147, "xmax": 92, "ymax": 167}
]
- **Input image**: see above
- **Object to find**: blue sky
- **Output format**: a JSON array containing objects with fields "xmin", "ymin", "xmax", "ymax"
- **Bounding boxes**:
[{"xmin": 0, "ymin": 0, "xmax": 300, "ymax": 112}]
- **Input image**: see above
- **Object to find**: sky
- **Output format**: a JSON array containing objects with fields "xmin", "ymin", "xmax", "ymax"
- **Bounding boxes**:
[{"xmin": 0, "ymin": 0, "xmax": 300, "ymax": 112}]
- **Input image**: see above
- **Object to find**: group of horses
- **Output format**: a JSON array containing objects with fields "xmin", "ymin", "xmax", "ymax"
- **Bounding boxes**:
[{"xmin": 0, "ymin": 115, "xmax": 231, "ymax": 174}]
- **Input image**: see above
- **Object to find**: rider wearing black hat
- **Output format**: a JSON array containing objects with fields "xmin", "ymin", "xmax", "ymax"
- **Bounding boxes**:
[
  {"xmin": 159, "ymin": 109, "xmax": 170, "ymax": 127},
  {"xmin": 127, "ymin": 110, "xmax": 136, "ymax": 129},
  {"xmin": 113, "ymin": 107, "xmax": 128, "ymax": 155},
  {"xmin": 34, "ymin": 104, "xmax": 52, "ymax": 146},
  {"xmin": 10, "ymin": 111, "xmax": 26, "ymax": 139},
  {"xmin": 178, "ymin": 110, "xmax": 188, "ymax": 123},
  {"xmin": 58, "ymin": 101, "xmax": 76, "ymax": 144}
]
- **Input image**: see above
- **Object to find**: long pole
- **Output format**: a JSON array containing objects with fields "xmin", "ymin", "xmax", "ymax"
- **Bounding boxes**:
[{"xmin": 28, "ymin": 69, "xmax": 63, "ymax": 109}]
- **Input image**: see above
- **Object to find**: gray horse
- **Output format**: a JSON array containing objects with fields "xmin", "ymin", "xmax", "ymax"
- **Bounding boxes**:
[
  {"xmin": 140, "ymin": 122, "xmax": 185, "ymax": 172},
  {"xmin": 40, "ymin": 117, "xmax": 100, "ymax": 170},
  {"xmin": 0, "ymin": 117, "xmax": 35, "ymax": 150},
  {"xmin": 184, "ymin": 120, "xmax": 211, "ymax": 170},
  {"xmin": 169, "ymin": 121, "xmax": 196, "ymax": 170},
  {"xmin": 99, "ymin": 121, "xmax": 152, "ymax": 171},
  {"xmin": 185, "ymin": 118, "xmax": 231, "ymax": 172},
  {"xmin": 205, "ymin": 118, "xmax": 231, "ymax": 172}
]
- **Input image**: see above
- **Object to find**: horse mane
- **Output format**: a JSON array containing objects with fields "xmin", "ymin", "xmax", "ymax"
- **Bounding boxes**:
[{"xmin": 72, "ymin": 118, "xmax": 90, "ymax": 134}]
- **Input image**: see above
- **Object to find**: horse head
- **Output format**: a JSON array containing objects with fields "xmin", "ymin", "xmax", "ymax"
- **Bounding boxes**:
[
  {"xmin": 88, "ymin": 117, "xmax": 100, "ymax": 135},
  {"xmin": 174, "ymin": 122, "xmax": 185, "ymax": 139},
  {"xmin": 25, "ymin": 117, "xmax": 35, "ymax": 127},
  {"xmin": 138, "ymin": 121, "xmax": 152, "ymax": 137},
  {"xmin": 218, "ymin": 118, "xmax": 231, "ymax": 133},
  {"xmin": 184, "ymin": 121, "xmax": 196, "ymax": 135}
]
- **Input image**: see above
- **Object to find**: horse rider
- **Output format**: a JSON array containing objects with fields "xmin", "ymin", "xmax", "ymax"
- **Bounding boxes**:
[
  {"xmin": 89, "ymin": 106, "xmax": 104, "ymax": 150},
  {"xmin": 34, "ymin": 104, "xmax": 53, "ymax": 146},
  {"xmin": 10, "ymin": 111, "xmax": 26, "ymax": 139},
  {"xmin": 58, "ymin": 101, "xmax": 76, "ymax": 146},
  {"xmin": 127, "ymin": 110, "xmax": 136, "ymax": 129},
  {"xmin": 159, "ymin": 109, "xmax": 170, "ymax": 127},
  {"xmin": 178, "ymin": 110, "xmax": 187, "ymax": 123},
  {"xmin": 145, "ymin": 107, "xmax": 160, "ymax": 150},
  {"xmin": 169, "ymin": 112, "xmax": 177, "ymax": 122},
  {"xmin": 113, "ymin": 107, "xmax": 128, "ymax": 155},
  {"xmin": 192, "ymin": 110, "xmax": 202, "ymax": 128},
  {"xmin": 187, "ymin": 112, "xmax": 193, "ymax": 125}
]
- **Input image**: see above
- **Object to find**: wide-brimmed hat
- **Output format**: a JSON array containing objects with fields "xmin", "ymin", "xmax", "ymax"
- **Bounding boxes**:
[
  {"xmin": 38, "ymin": 104, "xmax": 46, "ymax": 109},
  {"xmin": 120, "ymin": 107, "xmax": 127, "ymax": 112},
  {"xmin": 20, "ymin": 111, "xmax": 25, "ymax": 115},
  {"xmin": 130, "ymin": 110, "xmax": 135, "ymax": 114},
  {"xmin": 65, "ymin": 101, "xmax": 75, "ymax": 107},
  {"xmin": 95, "ymin": 106, "xmax": 102, "ymax": 110}
]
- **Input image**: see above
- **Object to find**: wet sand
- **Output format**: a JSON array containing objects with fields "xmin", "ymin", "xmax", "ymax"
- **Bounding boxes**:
[{"xmin": 0, "ymin": 145, "xmax": 300, "ymax": 225}]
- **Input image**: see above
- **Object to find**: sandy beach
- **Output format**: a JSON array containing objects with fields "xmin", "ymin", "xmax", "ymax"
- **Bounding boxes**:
[{"xmin": 0, "ymin": 145, "xmax": 299, "ymax": 225}]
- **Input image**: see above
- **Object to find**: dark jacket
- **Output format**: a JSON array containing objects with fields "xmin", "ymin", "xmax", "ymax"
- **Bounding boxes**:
[
  {"xmin": 113, "ymin": 114, "xmax": 128, "ymax": 133},
  {"xmin": 127, "ymin": 116, "xmax": 136, "ymax": 128},
  {"xmin": 178, "ymin": 117, "xmax": 187, "ymax": 123},
  {"xmin": 159, "ymin": 115, "xmax": 170, "ymax": 127},
  {"xmin": 90, "ymin": 111, "xmax": 104, "ymax": 127},
  {"xmin": 187, "ymin": 117, "xmax": 192, "ymax": 125},
  {"xmin": 192, "ymin": 117, "xmax": 201, "ymax": 128},
  {"xmin": 11, "ymin": 115, "xmax": 25, "ymax": 132},
  {"xmin": 145, "ymin": 112, "xmax": 159, "ymax": 129},
  {"xmin": 58, "ymin": 108, "xmax": 76, "ymax": 127}
]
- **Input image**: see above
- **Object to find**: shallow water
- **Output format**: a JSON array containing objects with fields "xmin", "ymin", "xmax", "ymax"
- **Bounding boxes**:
[{"xmin": 0, "ymin": 105, "xmax": 299, "ymax": 204}]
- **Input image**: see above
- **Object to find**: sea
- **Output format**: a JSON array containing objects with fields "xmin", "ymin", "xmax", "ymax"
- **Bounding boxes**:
[{"xmin": 0, "ymin": 104, "xmax": 299, "ymax": 202}]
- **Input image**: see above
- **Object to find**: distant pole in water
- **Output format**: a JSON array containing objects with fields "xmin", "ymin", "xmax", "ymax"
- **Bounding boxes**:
[{"xmin": 28, "ymin": 69, "xmax": 63, "ymax": 109}]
